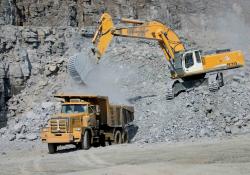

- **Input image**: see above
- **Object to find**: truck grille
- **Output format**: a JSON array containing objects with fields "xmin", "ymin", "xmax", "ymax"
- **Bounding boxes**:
[{"xmin": 50, "ymin": 118, "xmax": 68, "ymax": 133}]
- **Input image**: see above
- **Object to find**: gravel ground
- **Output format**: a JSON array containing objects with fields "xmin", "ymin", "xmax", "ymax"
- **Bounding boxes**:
[{"xmin": 1, "ymin": 134, "xmax": 250, "ymax": 175}]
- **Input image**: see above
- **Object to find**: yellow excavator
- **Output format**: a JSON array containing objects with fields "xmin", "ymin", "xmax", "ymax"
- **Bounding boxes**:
[{"xmin": 70, "ymin": 13, "xmax": 245, "ymax": 99}]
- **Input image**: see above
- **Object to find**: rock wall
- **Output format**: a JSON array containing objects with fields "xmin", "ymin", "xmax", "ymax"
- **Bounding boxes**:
[
  {"xmin": 0, "ymin": 25, "xmax": 87, "ymax": 126},
  {"xmin": 1, "ymin": 1, "xmax": 250, "ymax": 52},
  {"xmin": 1, "ymin": 0, "xmax": 250, "ymax": 30}
]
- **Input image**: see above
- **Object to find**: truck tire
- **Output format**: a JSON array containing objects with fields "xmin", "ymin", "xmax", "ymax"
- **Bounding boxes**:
[
  {"xmin": 105, "ymin": 140, "xmax": 111, "ymax": 146},
  {"xmin": 76, "ymin": 143, "xmax": 82, "ymax": 149},
  {"xmin": 100, "ymin": 134, "xmax": 106, "ymax": 147},
  {"xmin": 114, "ymin": 130, "xmax": 122, "ymax": 144},
  {"xmin": 122, "ymin": 130, "xmax": 129, "ymax": 144},
  {"xmin": 83, "ymin": 130, "xmax": 91, "ymax": 150},
  {"xmin": 48, "ymin": 143, "xmax": 57, "ymax": 154}
]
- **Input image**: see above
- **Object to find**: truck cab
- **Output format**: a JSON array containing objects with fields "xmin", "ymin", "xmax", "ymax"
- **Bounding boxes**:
[
  {"xmin": 41, "ymin": 99, "xmax": 100, "ymax": 153},
  {"xmin": 60, "ymin": 101, "xmax": 98, "ymax": 127},
  {"xmin": 41, "ymin": 94, "xmax": 135, "ymax": 154}
]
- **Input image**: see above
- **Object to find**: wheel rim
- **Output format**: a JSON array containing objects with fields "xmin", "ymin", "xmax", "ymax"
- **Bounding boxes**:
[
  {"xmin": 115, "ymin": 131, "xmax": 121, "ymax": 144},
  {"xmin": 123, "ymin": 131, "xmax": 128, "ymax": 143}
]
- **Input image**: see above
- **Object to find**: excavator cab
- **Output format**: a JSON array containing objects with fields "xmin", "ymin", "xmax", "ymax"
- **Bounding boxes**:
[{"xmin": 182, "ymin": 50, "xmax": 203, "ymax": 75}]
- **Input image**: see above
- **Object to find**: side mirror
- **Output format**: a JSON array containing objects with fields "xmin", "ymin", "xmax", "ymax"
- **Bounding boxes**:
[{"xmin": 96, "ymin": 105, "xmax": 100, "ymax": 115}]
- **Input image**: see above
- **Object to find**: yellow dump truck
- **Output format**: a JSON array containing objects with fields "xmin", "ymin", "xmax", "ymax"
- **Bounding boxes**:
[{"xmin": 41, "ymin": 94, "xmax": 134, "ymax": 154}]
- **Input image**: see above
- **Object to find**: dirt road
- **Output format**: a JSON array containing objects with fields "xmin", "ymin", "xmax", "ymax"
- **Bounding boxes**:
[{"xmin": 1, "ymin": 135, "xmax": 250, "ymax": 175}]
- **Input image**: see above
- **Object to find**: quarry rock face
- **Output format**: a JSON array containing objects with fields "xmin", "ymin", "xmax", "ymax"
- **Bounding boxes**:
[
  {"xmin": 0, "ymin": 0, "xmax": 250, "ymax": 143},
  {"xmin": 0, "ymin": 0, "xmax": 249, "ymax": 29},
  {"xmin": 0, "ymin": 24, "xmax": 83, "ymax": 126}
]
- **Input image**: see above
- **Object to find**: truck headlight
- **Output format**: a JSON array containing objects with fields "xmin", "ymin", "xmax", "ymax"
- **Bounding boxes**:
[
  {"xmin": 75, "ymin": 128, "xmax": 81, "ymax": 131},
  {"xmin": 42, "ymin": 128, "xmax": 49, "ymax": 132}
]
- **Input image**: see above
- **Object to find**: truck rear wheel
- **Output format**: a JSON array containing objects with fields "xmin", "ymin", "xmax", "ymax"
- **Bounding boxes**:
[
  {"xmin": 100, "ymin": 134, "xmax": 106, "ymax": 147},
  {"xmin": 105, "ymin": 140, "xmax": 111, "ymax": 146},
  {"xmin": 82, "ymin": 130, "xmax": 91, "ymax": 150},
  {"xmin": 122, "ymin": 130, "xmax": 129, "ymax": 144},
  {"xmin": 48, "ymin": 143, "xmax": 57, "ymax": 154},
  {"xmin": 114, "ymin": 130, "xmax": 122, "ymax": 144}
]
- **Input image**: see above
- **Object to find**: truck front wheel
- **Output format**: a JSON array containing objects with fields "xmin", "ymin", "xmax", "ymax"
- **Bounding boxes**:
[
  {"xmin": 82, "ymin": 130, "xmax": 91, "ymax": 150},
  {"xmin": 48, "ymin": 143, "xmax": 57, "ymax": 154}
]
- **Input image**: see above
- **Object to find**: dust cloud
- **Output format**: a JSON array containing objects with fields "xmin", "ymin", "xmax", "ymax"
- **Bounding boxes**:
[
  {"xmin": 64, "ymin": 51, "xmax": 130, "ymax": 105},
  {"xmin": 212, "ymin": 12, "xmax": 250, "ymax": 55}
]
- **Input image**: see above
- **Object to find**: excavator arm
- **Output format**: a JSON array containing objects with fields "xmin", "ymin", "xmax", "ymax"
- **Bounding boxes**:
[{"xmin": 92, "ymin": 13, "xmax": 185, "ymax": 64}]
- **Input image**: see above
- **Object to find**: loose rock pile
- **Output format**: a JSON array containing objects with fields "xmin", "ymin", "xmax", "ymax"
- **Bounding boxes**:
[{"xmin": 88, "ymin": 40, "xmax": 250, "ymax": 143}]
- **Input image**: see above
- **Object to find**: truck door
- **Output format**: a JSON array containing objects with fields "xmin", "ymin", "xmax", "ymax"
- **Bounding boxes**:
[
  {"xmin": 88, "ymin": 106, "xmax": 97, "ymax": 126},
  {"xmin": 182, "ymin": 51, "xmax": 203, "ymax": 74}
]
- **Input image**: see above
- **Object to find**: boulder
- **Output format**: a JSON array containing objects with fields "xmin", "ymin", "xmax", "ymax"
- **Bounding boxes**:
[
  {"xmin": 224, "ymin": 126, "xmax": 231, "ymax": 133},
  {"xmin": 0, "ymin": 127, "xmax": 7, "ymax": 135},
  {"xmin": 230, "ymin": 125, "xmax": 241, "ymax": 134},
  {"xmin": 9, "ymin": 134, "xmax": 16, "ymax": 141},
  {"xmin": 16, "ymin": 134, "xmax": 26, "ymax": 140},
  {"xmin": 49, "ymin": 65, "xmax": 58, "ymax": 72},
  {"xmin": 12, "ymin": 123, "xmax": 24, "ymax": 134},
  {"xmin": 25, "ymin": 133, "xmax": 38, "ymax": 141},
  {"xmin": 199, "ymin": 128, "xmax": 211, "ymax": 137}
]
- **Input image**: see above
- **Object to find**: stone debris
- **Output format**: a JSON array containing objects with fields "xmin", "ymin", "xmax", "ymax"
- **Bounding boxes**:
[
  {"xmin": 0, "ymin": 0, "xmax": 250, "ymax": 146},
  {"xmin": 25, "ymin": 133, "xmax": 38, "ymax": 141}
]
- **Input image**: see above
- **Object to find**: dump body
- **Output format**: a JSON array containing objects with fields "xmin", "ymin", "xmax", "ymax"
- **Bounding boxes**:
[
  {"xmin": 108, "ymin": 105, "xmax": 134, "ymax": 127},
  {"xmin": 41, "ymin": 94, "xmax": 134, "ymax": 153}
]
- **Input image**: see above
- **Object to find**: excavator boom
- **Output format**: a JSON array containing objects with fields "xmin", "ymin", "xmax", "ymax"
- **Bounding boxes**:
[{"xmin": 92, "ymin": 13, "xmax": 185, "ymax": 62}]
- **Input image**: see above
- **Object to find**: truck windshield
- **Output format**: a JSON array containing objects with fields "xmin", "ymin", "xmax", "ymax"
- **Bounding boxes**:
[{"xmin": 61, "ymin": 105, "xmax": 87, "ymax": 114}]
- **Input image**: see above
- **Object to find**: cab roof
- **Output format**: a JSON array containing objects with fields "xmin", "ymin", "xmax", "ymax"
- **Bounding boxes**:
[
  {"xmin": 54, "ymin": 93, "xmax": 108, "ymax": 100},
  {"xmin": 63, "ymin": 102, "xmax": 90, "ymax": 105}
]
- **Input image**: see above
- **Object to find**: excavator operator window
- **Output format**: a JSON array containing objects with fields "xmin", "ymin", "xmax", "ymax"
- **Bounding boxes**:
[
  {"xmin": 195, "ymin": 51, "xmax": 201, "ymax": 63},
  {"xmin": 185, "ymin": 53, "xmax": 194, "ymax": 68}
]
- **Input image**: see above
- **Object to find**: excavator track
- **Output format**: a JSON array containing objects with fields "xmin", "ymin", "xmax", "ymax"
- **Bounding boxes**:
[
  {"xmin": 208, "ymin": 82, "xmax": 219, "ymax": 92},
  {"xmin": 166, "ymin": 79, "xmax": 176, "ymax": 100},
  {"xmin": 166, "ymin": 88, "xmax": 174, "ymax": 100},
  {"xmin": 208, "ymin": 72, "xmax": 224, "ymax": 92}
]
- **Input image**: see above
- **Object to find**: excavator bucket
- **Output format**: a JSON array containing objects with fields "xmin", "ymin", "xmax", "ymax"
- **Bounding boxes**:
[
  {"xmin": 68, "ymin": 13, "xmax": 114, "ymax": 83},
  {"xmin": 68, "ymin": 50, "xmax": 96, "ymax": 84}
]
